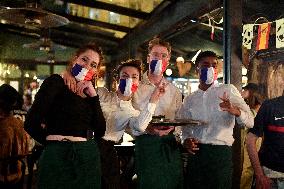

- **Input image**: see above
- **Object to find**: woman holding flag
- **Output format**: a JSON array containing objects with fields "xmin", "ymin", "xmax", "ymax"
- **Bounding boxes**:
[{"xmin": 24, "ymin": 42, "xmax": 106, "ymax": 189}]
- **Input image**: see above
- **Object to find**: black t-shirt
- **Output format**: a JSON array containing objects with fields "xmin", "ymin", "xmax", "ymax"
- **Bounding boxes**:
[
  {"xmin": 24, "ymin": 74, "xmax": 106, "ymax": 144},
  {"xmin": 249, "ymin": 96, "xmax": 284, "ymax": 173}
]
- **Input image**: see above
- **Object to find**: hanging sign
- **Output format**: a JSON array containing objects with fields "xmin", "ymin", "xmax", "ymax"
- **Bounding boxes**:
[
  {"xmin": 242, "ymin": 24, "xmax": 254, "ymax": 49},
  {"xmin": 256, "ymin": 23, "xmax": 271, "ymax": 50},
  {"xmin": 276, "ymin": 18, "xmax": 284, "ymax": 48}
]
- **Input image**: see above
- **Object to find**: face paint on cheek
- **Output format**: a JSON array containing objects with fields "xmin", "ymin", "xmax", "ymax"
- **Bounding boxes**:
[
  {"xmin": 200, "ymin": 67, "xmax": 218, "ymax": 84},
  {"xmin": 71, "ymin": 63, "xmax": 95, "ymax": 81},
  {"xmin": 150, "ymin": 59, "xmax": 167, "ymax": 75},
  {"xmin": 118, "ymin": 78, "xmax": 138, "ymax": 96}
]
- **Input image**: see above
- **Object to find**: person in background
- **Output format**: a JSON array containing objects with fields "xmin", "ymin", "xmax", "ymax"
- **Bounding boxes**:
[
  {"xmin": 241, "ymin": 83, "xmax": 259, "ymax": 101},
  {"xmin": 132, "ymin": 37, "xmax": 183, "ymax": 189},
  {"xmin": 178, "ymin": 51, "xmax": 254, "ymax": 189},
  {"xmin": 240, "ymin": 83, "xmax": 265, "ymax": 189},
  {"xmin": 0, "ymin": 84, "xmax": 29, "ymax": 189},
  {"xmin": 24, "ymin": 42, "xmax": 106, "ymax": 189},
  {"xmin": 22, "ymin": 94, "xmax": 32, "ymax": 112},
  {"xmin": 246, "ymin": 92, "xmax": 284, "ymax": 189}
]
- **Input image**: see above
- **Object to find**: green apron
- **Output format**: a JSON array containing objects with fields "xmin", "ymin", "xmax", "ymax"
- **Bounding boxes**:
[
  {"xmin": 135, "ymin": 134, "xmax": 183, "ymax": 189},
  {"xmin": 37, "ymin": 140, "xmax": 101, "ymax": 189},
  {"xmin": 185, "ymin": 144, "xmax": 232, "ymax": 189}
]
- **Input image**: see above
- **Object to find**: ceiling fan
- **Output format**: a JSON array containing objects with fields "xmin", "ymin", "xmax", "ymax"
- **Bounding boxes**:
[
  {"xmin": 23, "ymin": 37, "xmax": 66, "ymax": 52},
  {"xmin": 0, "ymin": 1, "xmax": 69, "ymax": 28}
]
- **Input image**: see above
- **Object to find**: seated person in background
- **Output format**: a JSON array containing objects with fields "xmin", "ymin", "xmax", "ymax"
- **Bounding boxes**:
[
  {"xmin": 178, "ymin": 51, "xmax": 254, "ymax": 189},
  {"xmin": 0, "ymin": 84, "xmax": 29, "ymax": 188},
  {"xmin": 22, "ymin": 94, "xmax": 32, "ymax": 112},
  {"xmin": 246, "ymin": 91, "xmax": 284, "ymax": 189}
]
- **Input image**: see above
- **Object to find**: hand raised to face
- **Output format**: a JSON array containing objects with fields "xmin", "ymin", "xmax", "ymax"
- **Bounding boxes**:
[{"xmin": 76, "ymin": 81, "xmax": 97, "ymax": 98}]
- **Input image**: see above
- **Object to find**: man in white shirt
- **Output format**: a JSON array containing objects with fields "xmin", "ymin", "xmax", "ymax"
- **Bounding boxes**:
[
  {"xmin": 178, "ymin": 51, "xmax": 254, "ymax": 189},
  {"xmin": 132, "ymin": 37, "xmax": 183, "ymax": 189}
]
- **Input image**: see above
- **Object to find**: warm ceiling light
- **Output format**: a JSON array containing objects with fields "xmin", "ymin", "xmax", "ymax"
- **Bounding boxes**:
[
  {"xmin": 165, "ymin": 68, "xmax": 172, "ymax": 76},
  {"xmin": 176, "ymin": 56, "xmax": 184, "ymax": 63}
]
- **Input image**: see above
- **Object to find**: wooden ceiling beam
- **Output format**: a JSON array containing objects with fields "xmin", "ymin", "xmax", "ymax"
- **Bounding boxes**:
[
  {"xmin": 49, "ymin": 30, "xmax": 118, "ymax": 49},
  {"xmin": 54, "ymin": 12, "xmax": 131, "ymax": 33},
  {"xmin": 54, "ymin": 26, "xmax": 121, "ymax": 43},
  {"xmin": 0, "ymin": 23, "xmax": 119, "ymax": 49},
  {"xmin": 116, "ymin": 0, "xmax": 222, "ymax": 60},
  {"xmin": 62, "ymin": 0, "xmax": 150, "ymax": 20}
]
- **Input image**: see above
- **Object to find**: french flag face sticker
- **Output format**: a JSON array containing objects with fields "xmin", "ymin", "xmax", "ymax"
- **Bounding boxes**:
[
  {"xmin": 118, "ymin": 78, "xmax": 138, "ymax": 96},
  {"xmin": 200, "ymin": 67, "xmax": 218, "ymax": 84},
  {"xmin": 71, "ymin": 63, "xmax": 95, "ymax": 81},
  {"xmin": 150, "ymin": 59, "xmax": 167, "ymax": 75}
]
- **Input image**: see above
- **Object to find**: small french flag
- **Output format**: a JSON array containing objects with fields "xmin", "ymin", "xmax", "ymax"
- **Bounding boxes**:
[
  {"xmin": 200, "ymin": 67, "xmax": 217, "ymax": 84},
  {"xmin": 150, "ymin": 59, "xmax": 167, "ymax": 75},
  {"xmin": 71, "ymin": 63, "xmax": 95, "ymax": 81},
  {"xmin": 119, "ymin": 78, "xmax": 138, "ymax": 96}
]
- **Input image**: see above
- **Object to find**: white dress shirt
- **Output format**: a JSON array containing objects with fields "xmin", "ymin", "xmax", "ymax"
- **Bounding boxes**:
[
  {"xmin": 178, "ymin": 82, "xmax": 254, "ymax": 146},
  {"xmin": 132, "ymin": 72, "xmax": 182, "ymax": 136},
  {"xmin": 97, "ymin": 87, "xmax": 156, "ymax": 142}
]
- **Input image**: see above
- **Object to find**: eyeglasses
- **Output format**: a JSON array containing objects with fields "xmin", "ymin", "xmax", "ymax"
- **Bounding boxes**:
[{"xmin": 150, "ymin": 52, "xmax": 169, "ymax": 59}]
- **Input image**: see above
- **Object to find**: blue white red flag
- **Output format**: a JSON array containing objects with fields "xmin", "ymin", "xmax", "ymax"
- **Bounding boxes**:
[
  {"xmin": 118, "ymin": 78, "xmax": 138, "ymax": 96},
  {"xmin": 150, "ymin": 59, "xmax": 167, "ymax": 75},
  {"xmin": 71, "ymin": 63, "xmax": 94, "ymax": 81}
]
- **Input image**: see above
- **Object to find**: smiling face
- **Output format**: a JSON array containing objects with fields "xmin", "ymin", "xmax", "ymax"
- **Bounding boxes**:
[
  {"xmin": 119, "ymin": 66, "xmax": 140, "ymax": 86},
  {"xmin": 73, "ymin": 49, "xmax": 100, "ymax": 74}
]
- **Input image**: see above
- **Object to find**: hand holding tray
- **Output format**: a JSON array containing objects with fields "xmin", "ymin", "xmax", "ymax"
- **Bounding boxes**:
[{"xmin": 150, "ymin": 116, "xmax": 207, "ymax": 127}]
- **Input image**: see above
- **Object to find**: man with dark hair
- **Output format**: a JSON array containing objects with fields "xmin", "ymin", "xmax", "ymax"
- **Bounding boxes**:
[
  {"xmin": 132, "ymin": 37, "xmax": 183, "ymax": 189},
  {"xmin": 178, "ymin": 51, "xmax": 254, "ymax": 189},
  {"xmin": 246, "ymin": 93, "xmax": 284, "ymax": 189}
]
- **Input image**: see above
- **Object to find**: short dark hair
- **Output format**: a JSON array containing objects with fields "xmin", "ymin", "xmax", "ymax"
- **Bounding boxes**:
[
  {"xmin": 196, "ymin": 51, "xmax": 218, "ymax": 65},
  {"xmin": 116, "ymin": 59, "xmax": 143, "ymax": 78},
  {"xmin": 242, "ymin": 83, "xmax": 258, "ymax": 92},
  {"xmin": 0, "ymin": 84, "xmax": 22, "ymax": 114},
  {"xmin": 247, "ymin": 92, "xmax": 265, "ymax": 109}
]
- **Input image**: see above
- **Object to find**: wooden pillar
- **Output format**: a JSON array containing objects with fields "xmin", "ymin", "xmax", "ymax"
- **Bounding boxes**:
[{"xmin": 223, "ymin": 0, "xmax": 243, "ymax": 188}]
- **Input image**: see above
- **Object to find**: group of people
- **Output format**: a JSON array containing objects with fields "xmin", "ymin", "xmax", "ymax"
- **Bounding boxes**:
[{"xmin": 1, "ymin": 36, "xmax": 282, "ymax": 189}]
